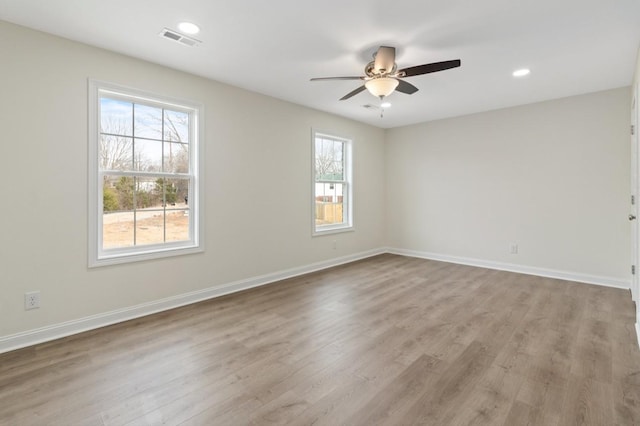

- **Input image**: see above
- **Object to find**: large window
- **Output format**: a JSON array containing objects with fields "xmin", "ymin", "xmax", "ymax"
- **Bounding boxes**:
[
  {"xmin": 313, "ymin": 131, "xmax": 352, "ymax": 235},
  {"xmin": 88, "ymin": 80, "xmax": 203, "ymax": 266}
]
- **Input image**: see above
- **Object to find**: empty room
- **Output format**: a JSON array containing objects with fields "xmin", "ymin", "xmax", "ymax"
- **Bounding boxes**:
[{"xmin": 1, "ymin": 0, "xmax": 640, "ymax": 424}]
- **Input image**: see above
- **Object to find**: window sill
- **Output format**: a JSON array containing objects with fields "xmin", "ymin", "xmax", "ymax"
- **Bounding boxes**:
[
  {"xmin": 89, "ymin": 244, "xmax": 203, "ymax": 268},
  {"xmin": 312, "ymin": 226, "xmax": 354, "ymax": 237}
]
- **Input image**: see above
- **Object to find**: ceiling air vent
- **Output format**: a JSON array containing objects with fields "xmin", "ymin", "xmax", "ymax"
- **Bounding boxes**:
[{"xmin": 159, "ymin": 28, "xmax": 201, "ymax": 47}]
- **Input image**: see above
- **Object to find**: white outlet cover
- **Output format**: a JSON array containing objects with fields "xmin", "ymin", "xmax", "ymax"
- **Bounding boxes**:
[{"xmin": 25, "ymin": 291, "xmax": 40, "ymax": 310}]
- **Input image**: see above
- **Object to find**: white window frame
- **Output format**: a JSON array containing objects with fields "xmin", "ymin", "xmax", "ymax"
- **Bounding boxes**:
[
  {"xmin": 88, "ymin": 80, "xmax": 204, "ymax": 267},
  {"xmin": 312, "ymin": 130, "xmax": 353, "ymax": 235}
]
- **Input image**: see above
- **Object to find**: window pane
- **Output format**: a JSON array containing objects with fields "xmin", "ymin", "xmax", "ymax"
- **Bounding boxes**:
[
  {"xmin": 103, "ymin": 177, "xmax": 121, "ymax": 212},
  {"xmin": 134, "ymin": 139, "xmax": 163, "ymax": 172},
  {"xmin": 110, "ymin": 176, "xmax": 135, "ymax": 210},
  {"xmin": 134, "ymin": 104, "xmax": 163, "ymax": 140},
  {"xmin": 103, "ymin": 211, "xmax": 134, "ymax": 249},
  {"xmin": 164, "ymin": 110, "xmax": 189, "ymax": 142},
  {"xmin": 167, "ymin": 178, "xmax": 190, "ymax": 207},
  {"xmin": 165, "ymin": 209, "xmax": 190, "ymax": 243},
  {"xmin": 100, "ymin": 135, "xmax": 133, "ymax": 171},
  {"xmin": 164, "ymin": 142, "xmax": 189, "ymax": 173},
  {"xmin": 135, "ymin": 177, "xmax": 160, "ymax": 209},
  {"xmin": 315, "ymin": 182, "xmax": 344, "ymax": 226},
  {"xmin": 315, "ymin": 138, "xmax": 344, "ymax": 181},
  {"xmin": 153, "ymin": 177, "xmax": 173, "ymax": 206},
  {"xmin": 135, "ymin": 210, "xmax": 165, "ymax": 246},
  {"xmin": 155, "ymin": 177, "xmax": 189, "ymax": 207},
  {"xmin": 100, "ymin": 98, "xmax": 133, "ymax": 136}
]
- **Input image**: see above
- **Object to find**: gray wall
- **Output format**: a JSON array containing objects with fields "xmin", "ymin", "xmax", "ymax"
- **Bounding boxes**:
[
  {"xmin": 386, "ymin": 87, "xmax": 631, "ymax": 283},
  {"xmin": 0, "ymin": 21, "xmax": 386, "ymax": 338}
]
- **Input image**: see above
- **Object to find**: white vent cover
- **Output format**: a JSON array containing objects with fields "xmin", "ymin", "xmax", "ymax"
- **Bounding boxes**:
[{"xmin": 159, "ymin": 28, "xmax": 201, "ymax": 47}]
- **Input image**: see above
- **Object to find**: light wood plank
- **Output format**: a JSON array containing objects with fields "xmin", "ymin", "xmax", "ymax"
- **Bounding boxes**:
[{"xmin": 0, "ymin": 254, "xmax": 639, "ymax": 425}]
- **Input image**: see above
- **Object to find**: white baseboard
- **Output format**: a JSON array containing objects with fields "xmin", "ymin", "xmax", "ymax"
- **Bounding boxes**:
[
  {"xmin": 0, "ymin": 248, "xmax": 385, "ymax": 354},
  {"xmin": 1, "ymin": 246, "xmax": 633, "ymax": 354},
  {"xmin": 386, "ymin": 247, "xmax": 630, "ymax": 290}
]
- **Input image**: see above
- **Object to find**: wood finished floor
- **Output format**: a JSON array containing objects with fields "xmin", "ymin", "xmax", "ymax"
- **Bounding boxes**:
[{"xmin": 1, "ymin": 254, "xmax": 640, "ymax": 425}]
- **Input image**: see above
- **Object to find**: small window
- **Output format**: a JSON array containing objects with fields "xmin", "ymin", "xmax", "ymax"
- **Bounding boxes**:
[
  {"xmin": 88, "ymin": 80, "xmax": 203, "ymax": 266},
  {"xmin": 312, "ymin": 131, "xmax": 352, "ymax": 235}
]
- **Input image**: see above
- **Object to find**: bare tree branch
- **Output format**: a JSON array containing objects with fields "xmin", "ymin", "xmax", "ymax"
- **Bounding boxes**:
[
  {"xmin": 100, "ymin": 118, "xmax": 133, "ymax": 171},
  {"xmin": 315, "ymin": 139, "xmax": 343, "ymax": 180}
]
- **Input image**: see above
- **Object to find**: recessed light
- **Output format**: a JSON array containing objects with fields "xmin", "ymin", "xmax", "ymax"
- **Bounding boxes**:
[
  {"xmin": 513, "ymin": 68, "xmax": 531, "ymax": 77},
  {"xmin": 381, "ymin": 102, "xmax": 391, "ymax": 108},
  {"xmin": 178, "ymin": 22, "xmax": 200, "ymax": 35}
]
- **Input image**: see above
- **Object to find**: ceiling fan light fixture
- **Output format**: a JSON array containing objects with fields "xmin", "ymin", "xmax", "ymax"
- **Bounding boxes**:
[
  {"xmin": 310, "ymin": 46, "xmax": 460, "ymax": 101},
  {"xmin": 365, "ymin": 77, "xmax": 399, "ymax": 98}
]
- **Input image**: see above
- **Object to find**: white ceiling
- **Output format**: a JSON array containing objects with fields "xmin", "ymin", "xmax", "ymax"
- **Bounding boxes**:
[{"xmin": 1, "ymin": 0, "xmax": 639, "ymax": 128}]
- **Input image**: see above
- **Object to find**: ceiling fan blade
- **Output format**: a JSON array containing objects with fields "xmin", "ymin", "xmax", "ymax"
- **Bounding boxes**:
[
  {"xmin": 374, "ymin": 46, "xmax": 396, "ymax": 74},
  {"xmin": 310, "ymin": 76, "xmax": 364, "ymax": 81},
  {"xmin": 399, "ymin": 59, "xmax": 461, "ymax": 78},
  {"xmin": 395, "ymin": 79, "xmax": 419, "ymax": 95},
  {"xmin": 340, "ymin": 85, "xmax": 366, "ymax": 100}
]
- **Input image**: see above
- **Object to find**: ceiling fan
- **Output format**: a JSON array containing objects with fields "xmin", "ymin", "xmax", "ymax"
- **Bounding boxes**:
[{"xmin": 311, "ymin": 46, "xmax": 461, "ymax": 101}]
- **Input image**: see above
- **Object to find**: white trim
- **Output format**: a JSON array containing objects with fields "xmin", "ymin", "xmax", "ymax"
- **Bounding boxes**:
[
  {"xmin": 636, "ymin": 322, "xmax": 640, "ymax": 349},
  {"xmin": 0, "ymin": 248, "xmax": 385, "ymax": 354},
  {"xmin": 386, "ymin": 247, "xmax": 630, "ymax": 289},
  {"xmin": 88, "ymin": 79, "xmax": 204, "ymax": 267},
  {"xmin": 312, "ymin": 227, "xmax": 356, "ymax": 237},
  {"xmin": 631, "ymin": 82, "xmax": 639, "ymax": 303},
  {"xmin": 311, "ymin": 129, "xmax": 354, "ymax": 236},
  {"xmin": 3, "ymin": 246, "xmax": 634, "ymax": 354},
  {"xmin": 91, "ymin": 244, "xmax": 204, "ymax": 267}
]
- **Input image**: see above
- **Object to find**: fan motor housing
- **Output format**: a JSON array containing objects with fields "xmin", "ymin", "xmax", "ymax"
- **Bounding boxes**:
[{"xmin": 365, "ymin": 61, "xmax": 397, "ymax": 77}]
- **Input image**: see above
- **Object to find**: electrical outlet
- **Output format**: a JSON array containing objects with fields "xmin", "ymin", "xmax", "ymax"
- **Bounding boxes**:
[
  {"xmin": 25, "ymin": 291, "xmax": 40, "ymax": 310},
  {"xmin": 510, "ymin": 244, "xmax": 518, "ymax": 254}
]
